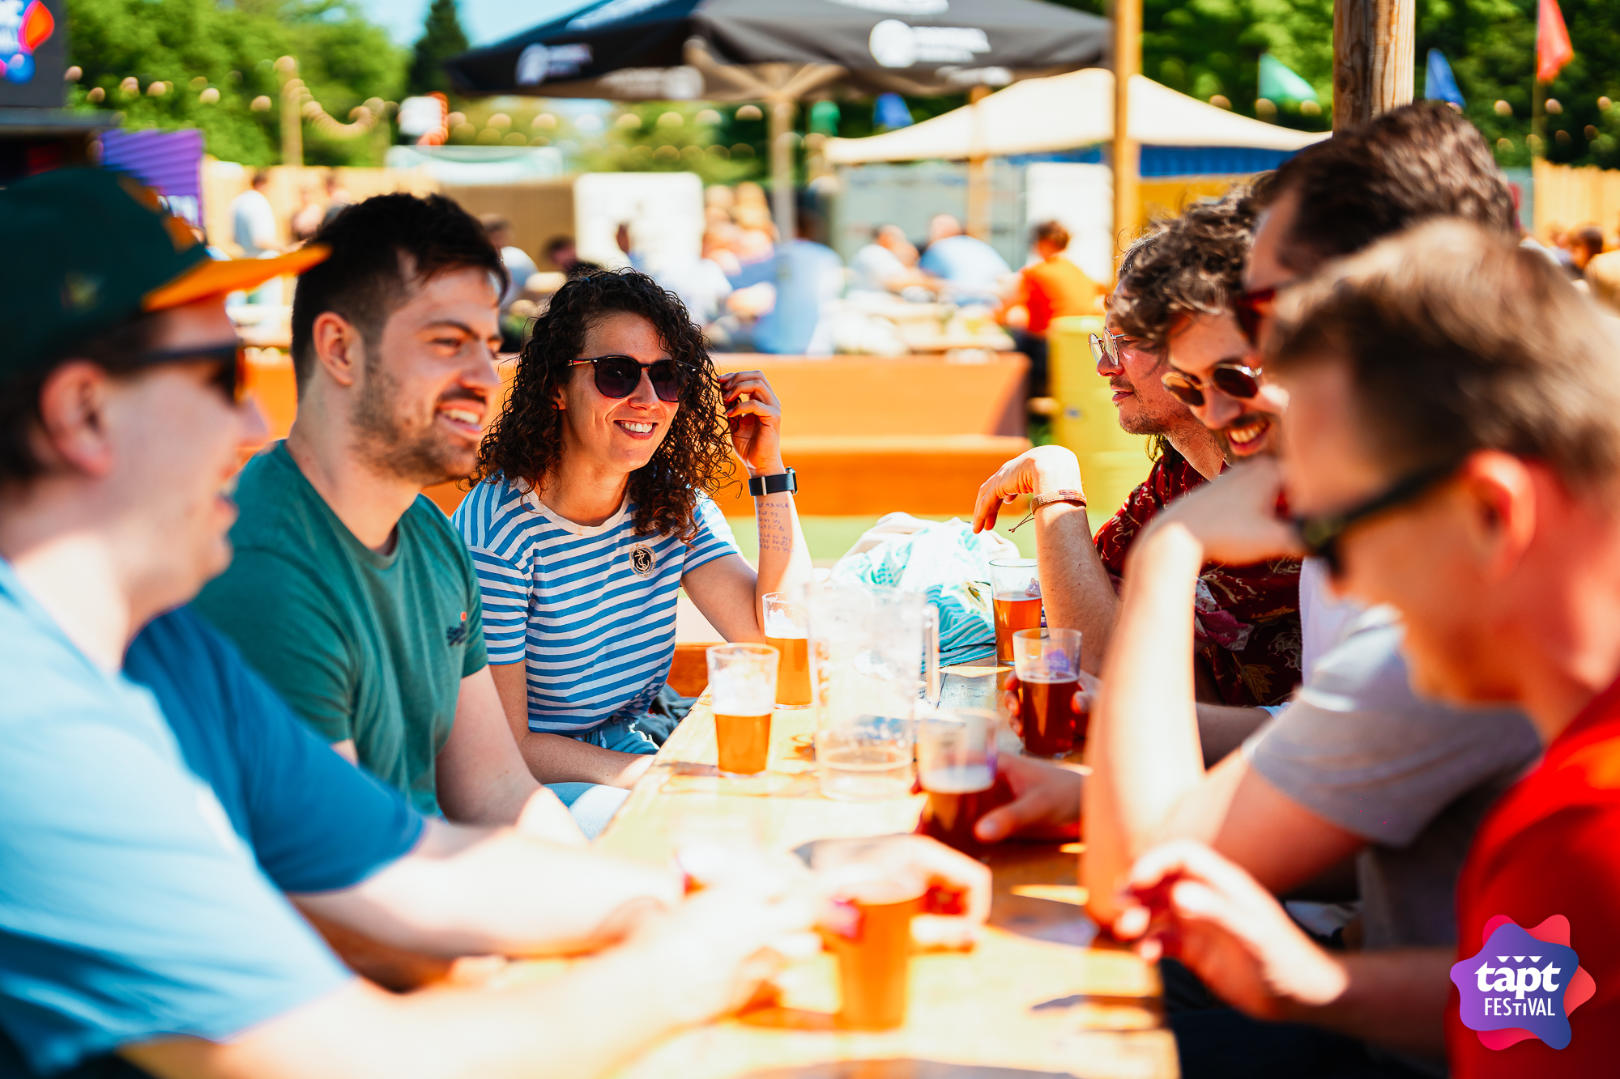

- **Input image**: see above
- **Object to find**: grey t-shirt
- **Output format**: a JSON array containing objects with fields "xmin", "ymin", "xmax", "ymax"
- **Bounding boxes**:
[{"xmin": 1243, "ymin": 612, "xmax": 1542, "ymax": 952}]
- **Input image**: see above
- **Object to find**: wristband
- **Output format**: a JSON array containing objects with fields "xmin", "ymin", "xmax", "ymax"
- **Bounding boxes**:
[
  {"xmin": 1011, "ymin": 489, "xmax": 1087, "ymax": 532},
  {"xmin": 1031, "ymin": 488, "xmax": 1087, "ymax": 511},
  {"xmin": 747, "ymin": 468, "xmax": 797, "ymax": 497}
]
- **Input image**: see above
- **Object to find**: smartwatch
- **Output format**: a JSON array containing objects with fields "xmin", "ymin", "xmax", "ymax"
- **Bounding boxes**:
[{"xmin": 747, "ymin": 468, "xmax": 798, "ymax": 497}]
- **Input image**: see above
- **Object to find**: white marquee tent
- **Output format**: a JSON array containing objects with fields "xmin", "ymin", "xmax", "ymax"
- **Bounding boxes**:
[{"xmin": 825, "ymin": 68, "xmax": 1327, "ymax": 165}]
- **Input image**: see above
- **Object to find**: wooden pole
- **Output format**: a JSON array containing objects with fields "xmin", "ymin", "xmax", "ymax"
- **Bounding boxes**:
[
  {"xmin": 1532, "ymin": 78, "xmax": 1547, "ymax": 164},
  {"xmin": 1111, "ymin": 0, "xmax": 1141, "ymax": 261},
  {"xmin": 276, "ymin": 56, "xmax": 304, "ymax": 167},
  {"xmin": 1332, "ymin": 0, "xmax": 1415, "ymax": 130},
  {"xmin": 767, "ymin": 94, "xmax": 797, "ymax": 242},
  {"xmin": 966, "ymin": 85, "xmax": 991, "ymax": 240}
]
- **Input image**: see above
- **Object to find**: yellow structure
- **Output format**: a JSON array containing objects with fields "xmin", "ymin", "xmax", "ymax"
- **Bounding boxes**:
[{"xmin": 1047, "ymin": 314, "xmax": 1152, "ymax": 523}]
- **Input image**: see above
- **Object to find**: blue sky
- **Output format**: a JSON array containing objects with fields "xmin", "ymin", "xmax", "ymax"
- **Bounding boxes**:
[{"xmin": 357, "ymin": 0, "xmax": 593, "ymax": 47}]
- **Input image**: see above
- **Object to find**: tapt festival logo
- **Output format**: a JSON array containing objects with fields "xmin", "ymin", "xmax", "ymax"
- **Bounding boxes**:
[
  {"xmin": 0, "ymin": 0, "xmax": 55, "ymax": 84},
  {"xmin": 1451, "ymin": 915, "xmax": 1597, "ymax": 1050}
]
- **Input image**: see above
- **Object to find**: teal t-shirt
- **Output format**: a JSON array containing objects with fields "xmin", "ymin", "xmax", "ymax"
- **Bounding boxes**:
[{"xmin": 195, "ymin": 442, "xmax": 487, "ymax": 816}]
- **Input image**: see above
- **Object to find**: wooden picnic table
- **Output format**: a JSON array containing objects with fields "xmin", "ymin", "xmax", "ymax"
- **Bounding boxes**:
[{"xmin": 502, "ymin": 670, "xmax": 1176, "ymax": 1079}]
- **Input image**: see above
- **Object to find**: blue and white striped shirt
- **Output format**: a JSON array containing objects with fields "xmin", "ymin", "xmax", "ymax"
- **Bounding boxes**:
[{"xmin": 453, "ymin": 476, "xmax": 739, "ymax": 735}]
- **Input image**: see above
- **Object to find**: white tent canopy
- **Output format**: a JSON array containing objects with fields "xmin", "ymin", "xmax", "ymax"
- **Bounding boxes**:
[{"xmin": 825, "ymin": 68, "xmax": 1327, "ymax": 165}]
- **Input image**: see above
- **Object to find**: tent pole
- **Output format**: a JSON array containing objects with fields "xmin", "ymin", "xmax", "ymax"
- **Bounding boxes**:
[
  {"xmin": 1111, "ymin": 0, "xmax": 1141, "ymax": 266},
  {"xmin": 1332, "ymin": 0, "xmax": 1414, "ymax": 129},
  {"xmin": 767, "ymin": 93, "xmax": 797, "ymax": 241},
  {"xmin": 966, "ymin": 85, "xmax": 991, "ymax": 239}
]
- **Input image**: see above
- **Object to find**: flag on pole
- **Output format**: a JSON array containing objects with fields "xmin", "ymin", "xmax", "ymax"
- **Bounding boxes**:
[
  {"xmin": 873, "ymin": 92, "xmax": 912, "ymax": 129},
  {"xmin": 1424, "ymin": 49, "xmax": 1465, "ymax": 107},
  {"xmin": 1537, "ymin": 0, "xmax": 1573, "ymax": 83},
  {"xmin": 1258, "ymin": 53, "xmax": 1319, "ymax": 106}
]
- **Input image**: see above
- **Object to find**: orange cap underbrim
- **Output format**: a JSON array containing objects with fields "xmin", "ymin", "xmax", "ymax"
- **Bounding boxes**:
[{"xmin": 143, "ymin": 244, "xmax": 330, "ymax": 312}]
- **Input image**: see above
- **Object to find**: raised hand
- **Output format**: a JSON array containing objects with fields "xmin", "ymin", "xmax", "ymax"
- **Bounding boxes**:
[
  {"xmin": 719, "ymin": 370, "xmax": 784, "ymax": 475},
  {"xmin": 971, "ymin": 446, "xmax": 1085, "ymax": 533}
]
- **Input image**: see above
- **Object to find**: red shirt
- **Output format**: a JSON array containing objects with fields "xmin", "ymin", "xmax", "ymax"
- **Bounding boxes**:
[
  {"xmin": 1093, "ymin": 449, "xmax": 1303, "ymax": 708},
  {"xmin": 1449, "ymin": 675, "xmax": 1620, "ymax": 1076},
  {"xmin": 1022, "ymin": 256, "xmax": 1101, "ymax": 335}
]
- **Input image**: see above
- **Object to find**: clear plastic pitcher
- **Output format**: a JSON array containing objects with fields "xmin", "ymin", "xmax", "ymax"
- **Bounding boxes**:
[{"xmin": 807, "ymin": 582, "xmax": 941, "ymax": 800}]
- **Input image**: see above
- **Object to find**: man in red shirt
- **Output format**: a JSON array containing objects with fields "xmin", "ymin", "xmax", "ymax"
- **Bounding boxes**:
[
  {"xmin": 1116, "ymin": 219, "xmax": 1620, "ymax": 1075},
  {"xmin": 997, "ymin": 220, "xmax": 1102, "ymax": 395},
  {"xmin": 976, "ymin": 194, "xmax": 1301, "ymax": 713}
]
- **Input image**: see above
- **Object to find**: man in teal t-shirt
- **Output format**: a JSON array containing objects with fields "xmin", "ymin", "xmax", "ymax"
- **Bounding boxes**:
[
  {"xmin": 195, "ymin": 442, "xmax": 485, "ymax": 816},
  {"xmin": 194, "ymin": 192, "xmax": 620, "ymax": 836}
]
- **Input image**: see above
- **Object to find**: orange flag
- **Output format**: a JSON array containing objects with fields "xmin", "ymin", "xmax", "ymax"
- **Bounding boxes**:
[{"xmin": 1537, "ymin": 0, "xmax": 1574, "ymax": 83}]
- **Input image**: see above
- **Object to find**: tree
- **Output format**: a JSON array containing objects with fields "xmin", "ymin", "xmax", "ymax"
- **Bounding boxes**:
[
  {"xmin": 1045, "ymin": 0, "xmax": 1620, "ymax": 167},
  {"xmin": 65, "ymin": 0, "xmax": 405, "ymax": 166},
  {"xmin": 406, "ymin": 0, "xmax": 471, "ymax": 97}
]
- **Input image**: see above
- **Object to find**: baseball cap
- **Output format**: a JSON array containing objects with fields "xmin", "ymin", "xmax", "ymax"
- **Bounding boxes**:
[{"xmin": 1, "ymin": 168, "xmax": 327, "ymax": 378}]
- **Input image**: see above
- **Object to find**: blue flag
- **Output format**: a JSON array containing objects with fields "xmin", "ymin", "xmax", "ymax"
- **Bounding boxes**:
[
  {"xmin": 1424, "ymin": 49, "xmax": 1465, "ymax": 108},
  {"xmin": 874, "ymin": 93, "xmax": 912, "ymax": 129}
]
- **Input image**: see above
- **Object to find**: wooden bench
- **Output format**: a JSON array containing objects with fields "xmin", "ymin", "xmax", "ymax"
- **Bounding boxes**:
[{"xmin": 242, "ymin": 350, "xmax": 1031, "ymax": 519}]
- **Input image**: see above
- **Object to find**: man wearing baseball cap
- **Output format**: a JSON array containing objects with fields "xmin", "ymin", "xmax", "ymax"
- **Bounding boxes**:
[{"xmin": 0, "ymin": 169, "xmax": 939, "ymax": 1078}]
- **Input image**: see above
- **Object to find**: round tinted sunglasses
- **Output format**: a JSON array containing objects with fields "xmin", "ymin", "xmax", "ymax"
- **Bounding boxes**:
[
  {"xmin": 571, "ymin": 354, "xmax": 689, "ymax": 403},
  {"xmin": 1161, "ymin": 361, "xmax": 1264, "ymax": 408},
  {"xmin": 1088, "ymin": 330, "xmax": 1128, "ymax": 365}
]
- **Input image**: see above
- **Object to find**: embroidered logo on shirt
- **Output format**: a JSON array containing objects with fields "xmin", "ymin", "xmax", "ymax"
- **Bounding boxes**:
[
  {"xmin": 629, "ymin": 544, "xmax": 656, "ymax": 577},
  {"xmin": 446, "ymin": 610, "xmax": 469, "ymax": 646},
  {"xmin": 1450, "ymin": 915, "xmax": 1596, "ymax": 1050}
]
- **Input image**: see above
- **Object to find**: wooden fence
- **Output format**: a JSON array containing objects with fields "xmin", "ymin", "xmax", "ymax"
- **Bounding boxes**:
[{"xmin": 1534, "ymin": 159, "xmax": 1620, "ymax": 240}]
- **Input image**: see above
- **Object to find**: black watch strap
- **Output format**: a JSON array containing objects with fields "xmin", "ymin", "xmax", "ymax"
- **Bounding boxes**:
[{"xmin": 747, "ymin": 468, "xmax": 797, "ymax": 496}]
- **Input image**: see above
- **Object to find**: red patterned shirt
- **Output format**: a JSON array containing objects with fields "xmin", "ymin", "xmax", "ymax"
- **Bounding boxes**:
[{"xmin": 1093, "ymin": 449, "xmax": 1303, "ymax": 707}]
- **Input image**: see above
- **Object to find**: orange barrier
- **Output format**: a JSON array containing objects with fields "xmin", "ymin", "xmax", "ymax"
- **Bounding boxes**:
[{"xmin": 242, "ymin": 350, "xmax": 1030, "ymax": 518}]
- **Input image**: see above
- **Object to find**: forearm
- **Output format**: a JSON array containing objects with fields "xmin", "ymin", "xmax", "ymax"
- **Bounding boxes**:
[
  {"xmin": 391, "ymin": 945, "xmax": 692, "ymax": 1079},
  {"xmin": 1194, "ymin": 703, "xmax": 1271, "ymax": 765},
  {"xmin": 1083, "ymin": 524, "xmax": 1208, "ymax": 920},
  {"xmin": 440, "ymin": 765, "xmax": 544, "ymax": 829},
  {"xmin": 128, "ymin": 950, "xmax": 691, "ymax": 1079},
  {"xmin": 1033, "ymin": 502, "xmax": 1119, "ymax": 673},
  {"xmin": 519, "ymin": 730, "xmax": 653, "ymax": 787},
  {"xmin": 749, "ymin": 469, "xmax": 812, "ymax": 629},
  {"xmin": 1284, "ymin": 948, "xmax": 1453, "ymax": 1057},
  {"xmin": 299, "ymin": 822, "xmax": 681, "ymax": 960}
]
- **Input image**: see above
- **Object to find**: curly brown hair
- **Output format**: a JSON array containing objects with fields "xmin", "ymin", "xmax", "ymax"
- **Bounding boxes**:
[
  {"xmin": 1111, "ymin": 188, "xmax": 1258, "ymax": 353},
  {"xmin": 474, "ymin": 269, "xmax": 736, "ymax": 539}
]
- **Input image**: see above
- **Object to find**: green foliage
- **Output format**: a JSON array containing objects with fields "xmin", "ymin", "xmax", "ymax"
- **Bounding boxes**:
[
  {"xmin": 1045, "ymin": 0, "xmax": 1620, "ymax": 167},
  {"xmin": 65, "ymin": 0, "xmax": 405, "ymax": 166},
  {"xmin": 406, "ymin": 0, "xmax": 471, "ymax": 97},
  {"xmin": 578, "ymin": 103, "xmax": 763, "ymax": 185}
]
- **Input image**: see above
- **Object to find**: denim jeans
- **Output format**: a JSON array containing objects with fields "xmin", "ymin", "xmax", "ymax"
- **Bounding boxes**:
[{"xmin": 541, "ymin": 716, "xmax": 659, "ymax": 839}]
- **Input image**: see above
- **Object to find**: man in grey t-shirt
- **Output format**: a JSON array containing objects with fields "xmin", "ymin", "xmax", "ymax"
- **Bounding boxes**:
[{"xmin": 1243, "ymin": 611, "xmax": 1540, "ymax": 952}]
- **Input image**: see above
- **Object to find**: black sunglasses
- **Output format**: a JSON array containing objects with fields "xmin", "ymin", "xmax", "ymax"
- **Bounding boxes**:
[
  {"xmin": 126, "ymin": 342, "xmax": 248, "ymax": 404},
  {"xmin": 1293, "ymin": 459, "xmax": 1461, "ymax": 577},
  {"xmin": 1161, "ymin": 361, "xmax": 1264, "ymax": 408},
  {"xmin": 1233, "ymin": 276, "xmax": 1305, "ymax": 347},
  {"xmin": 571, "ymin": 354, "xmax": 688, "ymax": 403}
]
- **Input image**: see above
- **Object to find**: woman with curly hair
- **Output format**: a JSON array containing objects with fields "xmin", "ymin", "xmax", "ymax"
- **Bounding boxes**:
[{"xmin": 453, "ymin": 269, "xmax": 811, "ymax": 792}]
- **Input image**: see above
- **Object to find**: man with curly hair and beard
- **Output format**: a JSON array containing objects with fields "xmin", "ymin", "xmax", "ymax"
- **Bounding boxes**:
[
  {"xmin": 195, "ymin": 193, "xmax": 612, "ymax": 838},
  {"xmin": 454, "ymin": 270, "xmax": 813, "ymax": 791}
]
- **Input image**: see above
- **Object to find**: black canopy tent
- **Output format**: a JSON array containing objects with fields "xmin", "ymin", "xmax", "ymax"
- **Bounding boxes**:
[{"xmin": 446, "ymin": 0, "xmax": 1109, "ymax": 240}]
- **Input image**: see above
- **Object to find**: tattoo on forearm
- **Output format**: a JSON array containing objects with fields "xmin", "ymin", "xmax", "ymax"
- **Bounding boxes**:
[{"xmin": 757, "ymin": 502, "xmax": 794, "ymax": 555}]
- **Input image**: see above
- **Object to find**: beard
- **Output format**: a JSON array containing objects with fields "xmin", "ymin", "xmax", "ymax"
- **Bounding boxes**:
[{"xmin": 351, "ymin": 355, "xmax": 478, "ymax": 488}]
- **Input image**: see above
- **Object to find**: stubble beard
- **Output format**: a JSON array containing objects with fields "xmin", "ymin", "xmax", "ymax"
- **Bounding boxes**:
[{"xmin": 351, "ymin": 356, "xmax": 475, "ymax": 488}]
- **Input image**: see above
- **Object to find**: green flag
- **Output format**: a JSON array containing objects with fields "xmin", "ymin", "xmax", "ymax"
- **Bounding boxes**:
[{"xmin": 1259, "ymin": 53, "xmax": 1319, "ymax": 106}]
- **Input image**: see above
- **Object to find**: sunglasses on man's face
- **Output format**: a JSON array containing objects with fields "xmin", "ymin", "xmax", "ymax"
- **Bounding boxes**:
[
  {"xmin": 1232, "ymin": 285, "xmax": 1278, "ymax": 347},
  {"xmin": 1292, "ymin": 459, "xmax": 1461, "ymax": 579},
  {"xmin": 1160, "ymin": 360, "xmax": 1264, "ymax": 409},
  {"xmin": 571, "ymin": 354, "xmax": 688, "ymax": 403},
  {"xmin": 128, "ymin": 342, "xmax": 249, "ymax": 405},
  {"xmin": 1089, "ymin": 330, "xmax": 1127, "ymax": 366}
]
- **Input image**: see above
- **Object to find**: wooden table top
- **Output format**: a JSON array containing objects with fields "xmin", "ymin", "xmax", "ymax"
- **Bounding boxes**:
[{"xmin": 509, "ymin": 674, "xmax": 1175, "ymax": 1079}]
